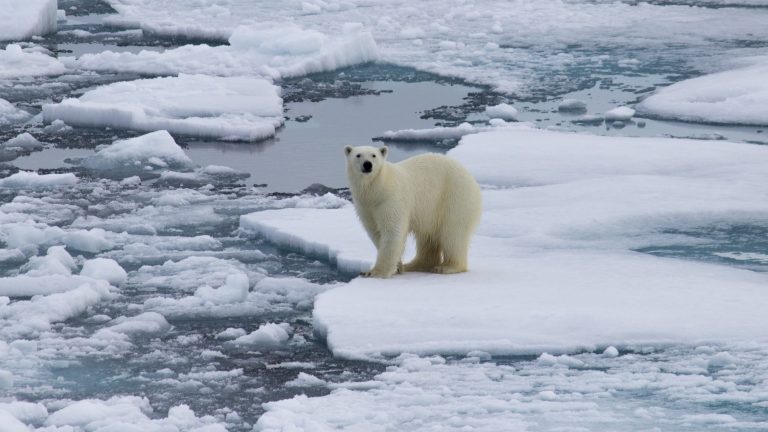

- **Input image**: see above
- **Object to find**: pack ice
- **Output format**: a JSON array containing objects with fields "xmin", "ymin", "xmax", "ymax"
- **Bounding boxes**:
[
  {"xmin": 241, "ymin": 127, "xmax": 768, "ymax": 359},
  {"xmin": 43, "ymin": 75, "xmax": 284, "ymax": 141}
]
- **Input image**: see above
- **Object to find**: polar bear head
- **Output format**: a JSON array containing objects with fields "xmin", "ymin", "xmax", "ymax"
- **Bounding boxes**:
[{"xmin": 344, "ymin": 145, "xmax": 388, "ymax": 177}]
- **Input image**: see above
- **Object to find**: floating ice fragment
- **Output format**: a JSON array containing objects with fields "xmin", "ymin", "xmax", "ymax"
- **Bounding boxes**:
[
  {"xmin": 80, "ymin": 131, "xmax": 193, "ymax": 176},
  {"xmin": 80, "ymin": 258, "xmax": 128, "ymax": 286},
  {"xmin": 215, "ymin": 328, "xmax": 247, "ymax": 340},
  {"xmin": 231, "ymin": 322, "xmax": 292, "ymax": 348},
  {"xmin": 0, "ymin": 101, "xmax": 32, "ymax": 126},
  {"xmin": 604, "ymin": 106, "xmax": 635, "ymax": 121},
  {"xmin": 0, "ymin": 44, "xmax": 66, "ymax": 78},
  {"xmin": 0, "ymin": 171, "xmax": 77, "ymax": 189},
  {"xmin": 603, "ymin": 346, "xmax": 619, "ymax": 358},
  {"xmin": 484, "ymin": 103, "xmax": 518, "ymax": 120},
  {"xmin": 2, "ymin": 133, "xmax": 42, "ymax": 150},
  {"xmin": 557, "ymin": 99, "xmax": 587, "ymax": 112},
  {"xmin": 284, "ymin": 372, "xmax": 327, "ymax": 388}
]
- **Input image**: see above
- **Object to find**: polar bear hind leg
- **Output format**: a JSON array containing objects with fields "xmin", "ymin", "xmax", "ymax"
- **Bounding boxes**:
[{"xmin": 404, "ymin": 233, "xmax": 442, "ymax": 272}]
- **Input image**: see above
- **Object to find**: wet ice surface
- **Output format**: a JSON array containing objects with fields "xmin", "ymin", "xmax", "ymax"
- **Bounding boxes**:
[{"xmin": 1, "ymin": 0, "xmax": 768, "ymax": 430}]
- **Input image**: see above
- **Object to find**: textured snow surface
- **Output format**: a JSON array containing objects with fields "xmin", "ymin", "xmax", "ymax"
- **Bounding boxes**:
[
  {"xmin": 100, "ymin": 0, "xmax": 768, "ymax": 95},
  {"xmin": 68, "ymin": 25, "xmax": 379, "ymax": 80},
  {"xmin": 241, "ymin": 128, "xmax": 768, "ymax": 358},
  {"xmin": 0, "ymin": 0, "xmax": 57, "ymax": 41},
  {"xmin": 637, "ymin": 59, "xmax": 768, "ymax": 125},
  {"xmin": 0, "ymin": 44, "xmax": 67, "ymax": 79},
  {"xmin": 43, "ymin": 75, "xmax": 284, "ymax": 141},
  {"xmin": 257, "ymin": 348, "xmax": 768, "ymax": 431}
]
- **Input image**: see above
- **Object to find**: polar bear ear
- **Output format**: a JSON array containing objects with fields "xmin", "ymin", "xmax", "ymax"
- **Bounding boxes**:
[
  {"xmin": 379, "ymin": 146, "xmax": 388, "ymax": 158},
  {"xmin": 344, "ymin": 145, "xmax": 353, "ymax": 156}
]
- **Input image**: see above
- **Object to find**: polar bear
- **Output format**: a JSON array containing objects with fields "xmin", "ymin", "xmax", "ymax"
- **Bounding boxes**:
[{"xmin": 345, "ymin": 145, "xmax": 482, "ymax": 278}]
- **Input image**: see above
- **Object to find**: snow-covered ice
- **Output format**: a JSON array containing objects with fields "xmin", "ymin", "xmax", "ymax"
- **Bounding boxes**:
[
  {"xmin": 484, "ymin": 103, "xmax": 518, "ymax": 120},
  {"xmin": 0, "ymin": 44, "xmax": 67, "ymax": 79},
  {"xmin": 0, "ymin": 0, "xmax": 57, "ymax": 41},
  {"xmin": 1, "ymin": 133, "xmax": 42, "ymax": 150},
  {"xmin": 242, "ymin": 127, "xmax": 768, "ymax": 358},
  {"xmin": 43, "ymin": 75, "xmax": 284, "ymax": 141},
  {"xmin": 0, "ymin": 172, "xmax": 77, "ymax": 189},
  {"xmin": 68, "ymin": 25, "xmax": 379, "ymax": 81},
  {"xmin": 0, "ymin": 100, "xmax": 32, "ymax": 127},
  {"xmin": 80, "ymin": 130, "xmax": 193, "ymax": 175},
  {"xmin": 637, "ymin": 60, "xmax": 768, "ymax": 125}
]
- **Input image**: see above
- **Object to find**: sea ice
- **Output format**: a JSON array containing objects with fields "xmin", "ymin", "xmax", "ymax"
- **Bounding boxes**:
[
  {"xmin": 637, "ymin": 60, "xmax": 768, "ymax": 125},
  {"xmin": 1, "ymin": 133, "xmax": 42, "ymax": 150},
  {"xmin": 43, "ymin": 75, "xmax": 284, "ymax": 141},
  {"xmin": 0, "ymin": 100, "xmax": 32, "ymax": 127},
  {"xmin": 230, "ymin": 322, "xmax": 292, "ymax": 349},
  {"xmin": 0, "ymin": 0, "xmax": 57, "ymax": 41},
  {"xmin": 484, "ymin": 103, "xmax": 518, "ymax": 120},
  {"xmin": 79, "ymin": 130, "xmax": 193, "ymax": 176},
  {"xmin": 68, "ymin": 24, "xmax": 379, "ymax": 80},
  {"xmin": 0, "ymin": 44, "xmax": 67, "ymax": 79},
  {"xmin": 604, "ymin": 106, "xmax": 635, "ymax": 122},
  {"xmin": 242, "ymin": 127, "xmax": 768, "ymax": 358},
  {"xmin": 0, "ymin": 172, "xmax": 77, "ymax": 189},
  {"xmin": 97, "ymin": 0, "xmax": 768, "ymax": 95},
  {"xmin": 80, "ymin": 258, "xmax": 128, "ymax": 286}
]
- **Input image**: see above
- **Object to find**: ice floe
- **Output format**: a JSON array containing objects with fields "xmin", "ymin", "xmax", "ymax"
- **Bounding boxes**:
[
  {"xmin": 0, "ymin": 100, "xmax": 32, "ymax": 126},
  {"xmin": 43, "ymin": 75, "xmax": 284, "ymax": 141},
  {"xmin": 79, "ymin": 130, "xmax": 193, "ymax": 176},
  {"xmin": 0, "ymin": 0, "xmax": 57, "ymax": 41},
  {"xmin": 68, "ymin": 24, "xmax": 379, "ymax": 80},
  {"xmin": 0, "ymin": 172, "xmax": 77, "ymax": 189},
  {"xmin": 0, "ymin": 44, "xmax": 67, "ymax": 79},
  {"xmin": 637, "ymin": 60, "xmax": 768, "ymax": 126},
  {"xmin": 242, "ymin": 127, "xmax": 768, "ymax": 359}
]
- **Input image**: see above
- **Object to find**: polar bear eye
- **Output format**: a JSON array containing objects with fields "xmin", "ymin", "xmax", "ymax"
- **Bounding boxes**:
[
  {"xmin": 372, "ymin": 154, "xmax": 376, "ymax": 158},
  {"xmin": 356, "ymin": 154, "xmax": 361, "ymax": 158}
]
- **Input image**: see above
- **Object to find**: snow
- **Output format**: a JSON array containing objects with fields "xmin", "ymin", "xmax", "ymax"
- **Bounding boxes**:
[
  {"xmin": 0, "ymin": 44, "xmax": 67, "ymax": 79},
  {"xmin": 67, "ymin": 25, "xmax": 379, "ymax": 80},
  {"xmin": 637, "ymin": 60, "xmax": 768, "ymax": 125},
  {"xmin": 241, "ymin": 127, "xmax": 768, "ymax": 359},
  {"xmin": 0, "ymin": 100, "xmax": 32, "ymax": 126},
  {"xmin": 80, "ymin": 130, "xmax": 194, "ymax": 175},
  {"xmin": 80, "ymin": 258, "xmax": 128, "ymax": 286},
  {"xmin": 484, "ymin": 103, "xmax": 518, "ymax": 120},
  {"xmin": 43, "ymin": 75, "xmax": 285, "ymax": 141},
  {"xmin": 0, "ymin": 0, "xmax": 57, "ymax": 41},
  {"xmin": 0, "ymin": 172, "xmax": 77, "ymax": 189}
]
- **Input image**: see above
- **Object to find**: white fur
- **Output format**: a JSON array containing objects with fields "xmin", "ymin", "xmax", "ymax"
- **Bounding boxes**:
[{"xmin": 345, "ymin": 145, "xmax": 482, "ymax": 278}]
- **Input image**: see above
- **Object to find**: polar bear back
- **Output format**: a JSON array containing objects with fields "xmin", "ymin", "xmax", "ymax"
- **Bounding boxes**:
[{"xmin": 393, "ymin": 153, "xmax": 482, "ymax": 236}]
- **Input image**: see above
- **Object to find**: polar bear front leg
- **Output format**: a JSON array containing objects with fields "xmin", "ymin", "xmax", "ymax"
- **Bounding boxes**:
[{"xmin": 363, "ymin": 217, "xmax": 408, "ymax": 278}]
